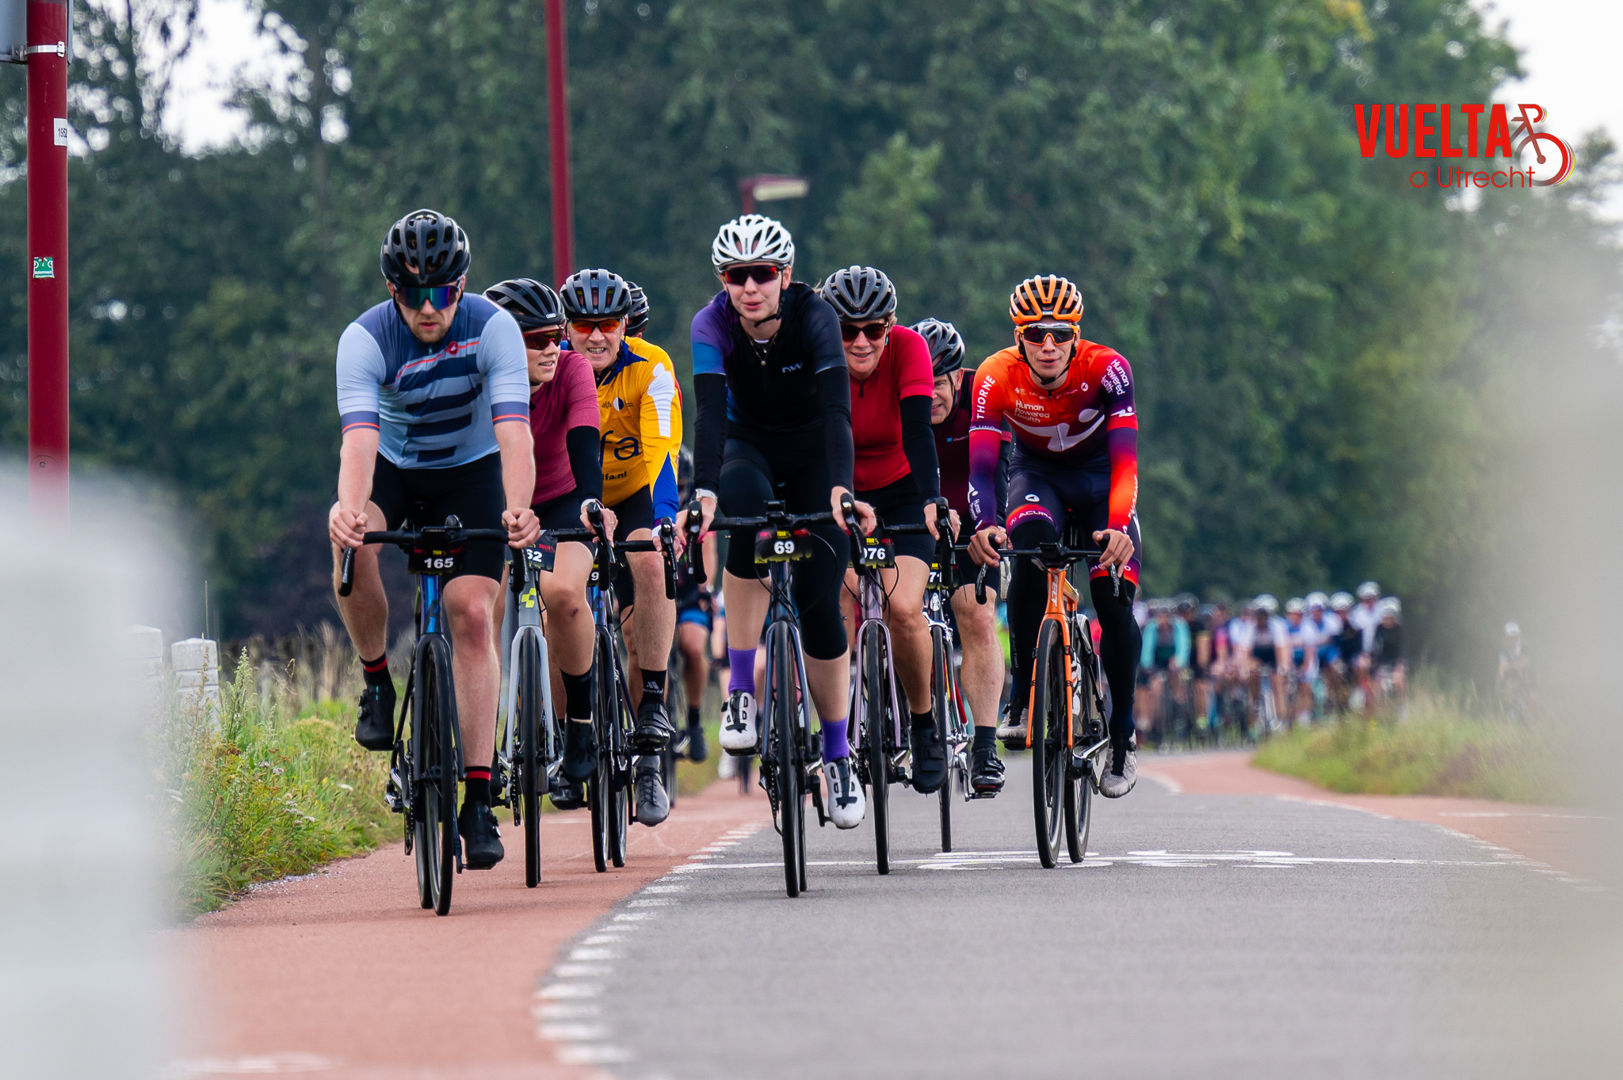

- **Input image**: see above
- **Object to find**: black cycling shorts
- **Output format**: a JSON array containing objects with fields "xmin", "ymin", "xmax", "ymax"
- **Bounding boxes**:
[
  {"xmin": 952, "ymin": 520, "xmax": 999, "ymax": 599},
  {"xmin": 718, "ymin": 432, "xmax": 848, "ymax": 661},
  {"xmin": 857, "ymin": 475, "xmax": 933, "ymax": 564},
  {"xmin": 610, "ymin": 486, "xmax": 654, "ymax": 611},
  {"xmin": 370, "ymin": 452, "xmax": 505, "ymax": 581},
  {"xmin": 1005, "ymin": 451, "xmax": 1143, "ymax": 587}
]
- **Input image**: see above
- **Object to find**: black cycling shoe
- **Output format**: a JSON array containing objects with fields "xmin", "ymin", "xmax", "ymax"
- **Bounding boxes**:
[
  {"xmin": 561, "ymin": 720, "xmax": 598, "ymax": 782},
  {"xmin": 970, "ymin": 743, "xmax": 1006, "ymax": 795},
  {"xmin": 458, "ymin": 801, "xmax": 504, "ymax": 869},
  {"xmin": 354, "ymin": 682, "xmax": 396, "ymax": 751},
  {"xmin": 911, "ymin": 721, "xmax": 948, "ymax": 794},
  {"xmin": 549, "ymin": 777, "xmax": 586, "ymax": 811},
  {"xmin": 686, "ymin": 722, "xmax": 708, "ymax": 764},
  {"xmin": 633, "ymin": 699, "xmax": 673, "ymax": 753}
]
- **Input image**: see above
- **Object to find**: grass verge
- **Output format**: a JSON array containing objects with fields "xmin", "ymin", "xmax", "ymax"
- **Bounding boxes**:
[{"xmin": 1252, "ymin": 686, "xmax": 1567, "ymax": 804}]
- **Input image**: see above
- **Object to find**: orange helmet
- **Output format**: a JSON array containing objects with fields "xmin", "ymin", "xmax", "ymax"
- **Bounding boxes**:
[{"xmin": 1009, "ymin": 275, "xmax": 1083, "ymax": 325}]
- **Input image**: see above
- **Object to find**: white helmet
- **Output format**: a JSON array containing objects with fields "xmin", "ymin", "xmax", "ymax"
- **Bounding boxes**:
[
  {"xmin": 1255, "ymin": 593, "xmax": 1279, "ymax": 614},
  {"xmin": 711, "ymin": 214, "xmax": 795, "ymax": 270},
  {"xmin": 1329, "ymin": 591, "xmax": 1354, "ymax": 612},
  {"xmin": 1285, "ymin": 597, "xmax": 1306, "ymax": 615},
  {"xmin": 1357, "ymin": 580, "xmax": 1380, "ymax": 601},
  {"xmin": 1379, "ymin": 596, "xmax": 1402, "ymax": 618},
  {"xmin": 1306, "ymin": 591, "xmax": 1329, "ymax": 610},
  {"xmin": 1504, "ymin": 621, "xmax": 1520, "ymax": 637}
]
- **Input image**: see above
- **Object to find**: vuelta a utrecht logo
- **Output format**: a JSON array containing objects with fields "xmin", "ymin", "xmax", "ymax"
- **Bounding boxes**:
[{"xmin": 1354, "ymin": 103, "xmax": 1574, "ymax": 189}]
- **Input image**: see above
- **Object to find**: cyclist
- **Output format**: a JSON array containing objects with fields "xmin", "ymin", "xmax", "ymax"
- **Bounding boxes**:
[
  {"xmin": 684, "ymin": 214, "xmax": 876, "ymax": 828},
  {"xmin": 331, "ymin": 208, "xmax": 539, "ymax": 870},
  {"xmin": 672, "ymin": 446, "xmax": 714, "ymax": 762},
  {"xmin": 1231, "ymin": 596, "xmax": 1291, "ymax": 728},
  {"xmin": 1371, "ymin": 597, "xmax": 1407, "ymax": 706},
  {"xmin": 1348, "ymin": 580, "xmax": 1383, "ymax": 660},
  {"xmin": 1283, "ymin": 597, "xmax": 1319, "ymax": 724},
  {"xmin": 919, "ymin": 315, "xmax": 1010, "ymax": 795},
  {"xmin": 966, "ymin": 275, "xmax": 1143, "ymax": 798},
  {"xmin": 1139, "ymin": 600, "xmax": 1190, "ymax": 745},
  {"xmin": 560, "ymin": 267, "xmax": 683, "ymax": 827},
  {"xmin": 483, "ymin": 278, "xmax": 610, "ymax": 810},
  {"xmin": 820, "ymin": 266, "xmax": 946, "ymax": 794},
  {"xmin": 625, "ymin": 281, "xmax": 650, "ymax": 339}
]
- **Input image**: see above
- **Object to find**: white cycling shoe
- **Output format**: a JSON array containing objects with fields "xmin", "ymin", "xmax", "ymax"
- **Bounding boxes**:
[
  {"xmin": 719, "ymin": 690, "xmax": 758, "ymax": 754},
  {"xmin": 824, "ymin": 756, "xmax": 866, "ymax": 829},
  {"xmin": 1097, "ymin": 740, "xmax": 1138, "ymax": 799}
]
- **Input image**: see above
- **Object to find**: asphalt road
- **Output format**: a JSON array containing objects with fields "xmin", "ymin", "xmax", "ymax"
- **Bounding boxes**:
[{"xmin": 536, "ymin": 754, "xmax": 1620, "ymax": 1080}]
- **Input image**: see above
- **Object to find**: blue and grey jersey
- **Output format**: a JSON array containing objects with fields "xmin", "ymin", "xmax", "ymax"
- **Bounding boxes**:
[{"xmin": 336, "ymin": 294, "xmax": 530, "ymax": 468}]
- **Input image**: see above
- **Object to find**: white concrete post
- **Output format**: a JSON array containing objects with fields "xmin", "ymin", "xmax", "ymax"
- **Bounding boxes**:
[{"xmin": 172, "ymin": 636, "xmax": 221, "ymax": 724}]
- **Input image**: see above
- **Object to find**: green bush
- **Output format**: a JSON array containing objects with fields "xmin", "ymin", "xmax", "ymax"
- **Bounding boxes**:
[
  {"xmin": 158, "ymin": 653, "xmax": 392, "ymax": 914},
  {"xmin": 1253, "ymin": 687, "xmax": 1567, "ymax": 804}
]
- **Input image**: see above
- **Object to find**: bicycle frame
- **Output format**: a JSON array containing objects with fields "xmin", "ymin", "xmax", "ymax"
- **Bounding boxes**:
[
  {"xmin": 500, "ymin": 551, "xmax": 559, "ymax": 795},
  {"xmin": 848, "ymin": 563, "xmax": 907, "ymax": 787},
  {"xmin": 1006, "ymin": 547, "xmax": 1111, "ymax": 770},
  {"xmin": 760, "ymin": 558, "xmax": 818, "ymax": 818},
  {"xmin": 922, "ymin": 553, "xmax": 975, "ymax": 802}
]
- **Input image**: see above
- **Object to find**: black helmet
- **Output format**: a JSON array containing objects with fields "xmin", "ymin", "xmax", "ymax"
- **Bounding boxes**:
[
  {"xmin": 380, "ymin": 208, "xmax": 470, "ymax": 287},
  {"xmin": 820, "ymin": 265, "xmax": 897, "ymax": 322},
  {"xmin": 559, "ymin": 268, "xmax": 633, "ymax": 319},
  {"xmin": 912, "ymin": 317, "xmax": 965, "ymax": 377},
  {"xmin": 625, "ymin": 281, "xmax": 650, "ymax": 336},
  {"xmin": 484, "ymin": 278, "xmax": 565, "ymax": 330}
]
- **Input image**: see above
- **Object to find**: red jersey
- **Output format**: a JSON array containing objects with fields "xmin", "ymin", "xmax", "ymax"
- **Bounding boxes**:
[
  {"xmin": 529, "ymin": 349, "xmax": 600, "ymax": 506},
  {"xmin": 850, "ymin": 324, "xmax": 934, "ymax": 491},
  {"xmin": 968, "ymin": 341, "xmax": 1139, "ymax": 530}
]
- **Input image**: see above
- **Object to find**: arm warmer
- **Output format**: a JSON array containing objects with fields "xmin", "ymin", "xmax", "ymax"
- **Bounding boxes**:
[
  {"xmin": 899, "ymin": 396, "xmax": 940, "ymax": 499},
  {"xmin": 567, "ymin": 424, "xmax": 602, "ymax": 502},
  {"xmin": 995, "ymin": 435, "xmax": 1011, "ymax": 520},
  {"xmin": 816, "ymin": 366, "xmax": 855, "ymax": 493},
  {"xmin": 694, "ymin": 371, "xmax": 728, "ymax": 495}
]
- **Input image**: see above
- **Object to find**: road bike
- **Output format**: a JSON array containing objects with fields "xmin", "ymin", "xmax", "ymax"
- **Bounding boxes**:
[
  {"xmin": 338, "ymin": 516, "xmax": 509, "ymax": 915},
  {"xmin": 921, "ymin": 517, "xmax": 984, "ymax": 853},
  {"xmin": 702, "ymin": 499, "xmax": 838, "ymax": 898},
  {"xmin": 554, "ymin": 505, "xmax": 677, "ymax": 873},
  {"xmin": 981, "ymin": 531, "xmax": 1120, "ymax": 869},
  {"xmin": 844, "ymin": 513, "xmax": 934, "ymax": 875},
  {"xmin": 495, "ymin": 541, "xmax": 561, "ymax": 888}
]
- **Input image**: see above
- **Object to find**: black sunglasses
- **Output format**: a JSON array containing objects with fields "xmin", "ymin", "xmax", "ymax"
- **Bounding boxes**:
[
  {"xmin": 396, "ymin": 283, "xmax": 461, "ymax": 311},
  {"xmin": 721, "ymin": 264, "xmax": 783, "ymax": 286},
  {"xmin": 523, "ymin": 327, "xmax": 565, "ymax": 348},
  {"xmin": 840, "ymin": 321, "xmax": 890, "ymax": 343},
  {"xmin": 1019, "ymin": 324, "xmax": 1077, "ymax": 345}
]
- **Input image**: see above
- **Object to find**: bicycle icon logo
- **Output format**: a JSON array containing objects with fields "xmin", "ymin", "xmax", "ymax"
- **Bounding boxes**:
[{"xmin": 1510, "ymin": 104, "xmax": 1574, "ymax": 187}]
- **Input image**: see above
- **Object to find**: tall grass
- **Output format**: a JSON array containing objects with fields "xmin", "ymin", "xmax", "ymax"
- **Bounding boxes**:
[
  {"xmin": 1252, "ymin": 684, "xmax": 1568, "ymax": 804},
  {"xmin": 157, "ymin": 646, "xmax": 392, "ymax": 914}
]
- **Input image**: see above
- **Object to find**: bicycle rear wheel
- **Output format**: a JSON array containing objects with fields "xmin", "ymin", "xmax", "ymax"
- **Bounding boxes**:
[
  {"xmin": 772, "ymin": 624, "xmax": 804, "ymax": 898},
  {"xmin": 1030, "ymin": 619, "xmax": 1067, "ymax": 869},
  {"xmin": 589, "ymin": 638, "xmax": 613, "ymax": 874},
  {"xmin": 608, "ymin": 669, "xmax": 631, "ymax": 868},
  {"xmin": 1064, "ymin": 644, "xmax": 1100, "ymax": 864},
  {"xmin": 862, "ymin": 630, "xmax": 891, "ymax": 875},
  {"xmin": 414, "ymin": 636, "xmax": 458, "ymax": 914},
  {"xmin": 515, "ymin": 634, "xmax": 543, "ymax": 888},
  {"xmin": 931, "ymin": 629, "xmax": 953, "ymax": 853}
]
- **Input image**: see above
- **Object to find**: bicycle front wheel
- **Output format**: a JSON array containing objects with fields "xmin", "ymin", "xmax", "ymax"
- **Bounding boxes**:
[
  {"xmin": 515, "ymin": 634, "xmax": 543, "ymax": 888},
  {"xmin": 862, "ymin": 630, "xmax": 891, "ymax": 876},
  {"xmin": 414, "ymin": 635, "xmax": 458, "ymax": 914},
  {"xmin": 1030, "ymin": 619, "xmax": 1067, "ymax": 869},
  {"xmin": 772, "ymin": 624, "xmax": 804, "ymax": 898},
  {"xmin": 1064, "ymin": 641, "xmax": 1100, "ymax": 864},
  {"xmin": 608, "ymin": 669, "xmax": 632, "ymax": 868},
  {"xmin": 931, "ymin": 629, "xmax": 953, "ymax": 853},
  {"xmin": 589, "ymin": 637, "xmax": 613, "ymax": 874}
]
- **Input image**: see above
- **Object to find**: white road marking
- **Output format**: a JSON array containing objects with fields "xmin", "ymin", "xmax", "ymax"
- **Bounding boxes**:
[
  {"xmin": 556, "ymin": 1044, "xmax": 634, "ymax": 1065},
  {"xmin": 672, "ymin": 850, "xmax": 1518, "ymax": 872},
  {"xmin": 532, "ymin": 1002, "xmax": 601, "ymax": 1020},
  {"xmin": 538, "ymin": 982, "xmax": 602, "ymax": 999},
  {"xmin": 552, "ymin": 963, "xmax": 610, "ymax": 978},
  {"xmin": 166, "ymin": 1055, "xmax": 337, "ymax": 1075},
  {"xmin": 569, "ymin": 947, "xmax": 622, "ymax": 962},
  {"xmin": 539, "ymin": 1023, "xmax": 613, "ymax": 1041}
]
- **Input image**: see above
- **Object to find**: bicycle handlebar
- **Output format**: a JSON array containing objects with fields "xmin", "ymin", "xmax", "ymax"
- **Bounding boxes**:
[
  {"xmin": 973, "ymin": 541, "xmax": 1123, "ymax": 606},
  {"xmin": 337, "ymin": 521, "xmax": 511, "ymax": 597}
]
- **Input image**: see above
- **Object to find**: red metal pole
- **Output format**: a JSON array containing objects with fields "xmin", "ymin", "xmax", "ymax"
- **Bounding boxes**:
[
  {"xmin": 739, "ymin": 178, "xmax": 755, "ymax": 215},
  {"xmin": 26, "ymin": 0, "xmax": 69, "ymax": 522},
  {"xmin": 545, "ymin": 0, "xmax": 574, "ymax": 284}
]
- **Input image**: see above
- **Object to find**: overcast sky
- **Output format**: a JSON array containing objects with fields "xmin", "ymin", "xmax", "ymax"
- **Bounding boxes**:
[{"xmin": 162, "ymin": 0, "xmax": 1621, "ymax": 210}]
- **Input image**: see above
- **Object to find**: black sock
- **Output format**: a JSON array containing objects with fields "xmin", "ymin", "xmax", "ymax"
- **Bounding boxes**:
[
  {"xmin": 973, "ymin": 727, "xmax": 998, "ymax": 753},
  {"xmin": 687, "ymin": 704, "xmax": 701, "ymax": 731},
  {"xmin": 463, "ymin": 769, "xmax": 491, "ymax": 806},
  {"xmin": 361, "ymin": 653, "xmax": 390, "ymax": 688},
  {"xmin": 562, "ymin": 669, "xmax": 592, "ymax": 721},
  {"xmin": 640, "ymin": 668, "xmax": 667, "ymax": 702},
  {"xmin": 910, "ymin": 710, "xmax": 934, "ymax": 734}
]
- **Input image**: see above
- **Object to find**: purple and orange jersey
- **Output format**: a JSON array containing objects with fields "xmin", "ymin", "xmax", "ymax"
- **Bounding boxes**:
[{"xmin": 967, "ymin": 342, "xmax": 1139, "ymax": 532}]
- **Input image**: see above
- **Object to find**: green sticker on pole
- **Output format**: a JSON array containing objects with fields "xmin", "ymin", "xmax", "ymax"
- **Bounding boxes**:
[{"xmin": 32, "ymin": 256, "xmax": 53, "ymax": 279}]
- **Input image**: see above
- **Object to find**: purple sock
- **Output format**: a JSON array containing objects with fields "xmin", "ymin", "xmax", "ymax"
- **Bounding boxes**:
[
  {"xmin": 821, "ymin": 718, "xmax": 850, "ymax": 763},
  {"xmin": 727, "ymin": 648, "xmax": 756, "ymax": 695}
]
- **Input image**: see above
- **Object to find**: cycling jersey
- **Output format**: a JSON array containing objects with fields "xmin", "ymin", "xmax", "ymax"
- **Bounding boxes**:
[
  {"xmin": 529, "ymin": 348, "xmax": 600, "ymax": 507},
  {"xmin": 582, "ymin": 338, "xmax": 683, "ymax": 519},
  {"xmin": 336, "ymin": 294, "xmax": 529, "ymax": 468},
  {"xmin": 1373, "ymin": 623, "xmax": 1404, "ymax": 666},
  {"xmin": 966, "ymin": 341, "xmax": 1138, "ymax": 531},
  {"xmin": 934, "ymin": 373, "xmax": 1010, "ymax": 521},
  {"xmin": 691, "ymin": 282, "xmax": 853, "ymax": 494},
  {"xmin": 1229, "ymin": 616, "xmax": 1290, "ymax": 667},
  {"xmin": 1309, "ymin": 613, "xmax": 1342, "ymax": 665},
  {"xmin": 1347, "ymin": 601, "xmax": 1382, "ymax": 655},
  {"xmin": 850, "ymin": 325, "xmax": 938, "ymax": 496},
  {"xmin": 1286, "ymin": 618, "xmax": 1320, "ymax": 677},
  {"xmin": 1140, "ymin": 618, "xmax": 1191, "ymax": 670}
]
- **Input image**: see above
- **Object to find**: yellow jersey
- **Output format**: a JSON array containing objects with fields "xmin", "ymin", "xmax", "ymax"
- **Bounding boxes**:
[{"xmin": 595, "ymin": 337, "xmax": 683, "ymax": 516}]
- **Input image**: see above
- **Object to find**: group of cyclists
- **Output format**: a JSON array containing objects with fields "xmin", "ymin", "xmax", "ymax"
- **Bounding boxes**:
[
  {"xmin": 1135, "ymin": 584, "xmax": 1407, "ymax": 743},
  {"xmin": 328, "ymin": 206, "xmax": 1145, "ymax": 872}
]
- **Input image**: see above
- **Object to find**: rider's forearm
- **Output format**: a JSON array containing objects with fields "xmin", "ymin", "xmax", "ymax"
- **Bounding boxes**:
[
  {"xmin": 338, "ymin": 429, "xmax": 381, "ymax": 515},
  {"xmin": 565, "ymin": 424, "xmax": 603, "ymax": 502},
  {"xmin": 495, "ymin": 421, "xmax": 537, "ymax": 511}
]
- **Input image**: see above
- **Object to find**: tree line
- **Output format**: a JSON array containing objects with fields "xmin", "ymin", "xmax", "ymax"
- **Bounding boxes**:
[{"xmin": 0, "ymin": 0, "xmax": 1617, "ymax": 677}]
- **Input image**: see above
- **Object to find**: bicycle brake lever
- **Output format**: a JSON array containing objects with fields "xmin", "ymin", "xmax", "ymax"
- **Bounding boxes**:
[{"xmin": 339, "ymin": 547, "xmax": 356, "ymax": 598}]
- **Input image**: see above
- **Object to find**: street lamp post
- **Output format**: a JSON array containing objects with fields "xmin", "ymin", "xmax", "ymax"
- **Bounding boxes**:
[
  {"xmin": 545, "ymin": 0, "xmax": 574, "ymax": 284},
  {"xmin": 739, "ymin": 173, "xmax": 809, "ymax": 215}
]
